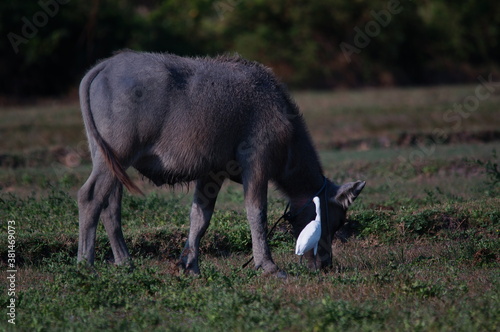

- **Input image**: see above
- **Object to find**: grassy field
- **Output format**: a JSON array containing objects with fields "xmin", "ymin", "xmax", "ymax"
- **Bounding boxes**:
[{"xmin": 1, "ymin": 85, "xmax": 499, "ymax": 331}]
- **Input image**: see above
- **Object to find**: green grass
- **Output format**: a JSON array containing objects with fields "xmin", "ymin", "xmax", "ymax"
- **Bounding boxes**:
[
  {"xmin": 9, "ymin": 256, "xmax": 497, "ymax": 331},
  {"xmin": 1, "ymin": 85, "xmax": 499, "ymax": 331}
]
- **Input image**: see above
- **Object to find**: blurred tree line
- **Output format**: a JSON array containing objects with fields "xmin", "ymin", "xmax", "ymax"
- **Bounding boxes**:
[{"xmin": 1, "ymin": 0, "xmax": 499, "ymax": 97}]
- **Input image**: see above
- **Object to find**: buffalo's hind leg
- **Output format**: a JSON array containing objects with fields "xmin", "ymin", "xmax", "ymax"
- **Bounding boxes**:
[
  {"xmin": 77, "ymin": 160, "xmax": 125, "ymax": 266},
  {"xmin": 101, "ymin": 182, "xmax": 132, "ymax": 265},
  {"xmin": 180, "ymin": 176, "xmax": 223, "ymax": 275}
]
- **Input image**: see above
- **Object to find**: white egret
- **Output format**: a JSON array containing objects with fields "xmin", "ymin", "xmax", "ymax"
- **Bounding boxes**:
[{"xmin": 295, "ymin": 196, "xmax": 322, "ymax": 264}]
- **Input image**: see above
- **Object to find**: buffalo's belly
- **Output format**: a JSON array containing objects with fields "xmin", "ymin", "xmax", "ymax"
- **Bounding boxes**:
[{"xmin": 133, "ymin": 149, "xmax": 238, "ymax": 186}]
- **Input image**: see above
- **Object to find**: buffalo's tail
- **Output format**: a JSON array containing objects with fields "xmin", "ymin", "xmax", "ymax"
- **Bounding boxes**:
[{"xmin": 79, "ymin": 62, "xmax": 143, "ymax": 195}]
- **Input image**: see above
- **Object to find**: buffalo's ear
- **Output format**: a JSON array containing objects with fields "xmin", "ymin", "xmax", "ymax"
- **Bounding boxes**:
[{"xmin": 332, "ymin": 181, "xmax": 366, "ymax": 209}]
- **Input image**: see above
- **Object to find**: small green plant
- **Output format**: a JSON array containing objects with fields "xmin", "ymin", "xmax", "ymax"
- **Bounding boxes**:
[
  {"xmin": 401, "ymin": 279, "xmax": 446, "ymax": 299},
  {"xmin": 355, "ymin": 210, "xmax": 397, "ymax": 241}
]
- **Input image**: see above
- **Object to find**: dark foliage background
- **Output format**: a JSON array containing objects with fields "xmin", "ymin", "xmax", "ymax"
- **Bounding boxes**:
[{"xmin": 1, "ymin": 0, "xmax": 499, "ymax": 97}]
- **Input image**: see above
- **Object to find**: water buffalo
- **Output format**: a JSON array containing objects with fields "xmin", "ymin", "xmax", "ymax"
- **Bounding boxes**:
[{"xmin": 77, "ymin": 50, "xmax": 365, "ymax": 275}]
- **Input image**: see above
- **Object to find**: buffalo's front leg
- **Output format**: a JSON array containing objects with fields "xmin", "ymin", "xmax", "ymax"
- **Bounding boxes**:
[
  {"xmin": 180, "ymin": 176, "xmax": 223, "ymax": 274},
  {"xmin": 242, "ymin": 173, "xmax": 281, "ymax": 275}
]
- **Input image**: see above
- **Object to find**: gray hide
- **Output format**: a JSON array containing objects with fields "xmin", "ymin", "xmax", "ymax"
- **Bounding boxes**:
[{"xmin": 78, "ymin": 50, "xmax": 365, "ymax": 275}]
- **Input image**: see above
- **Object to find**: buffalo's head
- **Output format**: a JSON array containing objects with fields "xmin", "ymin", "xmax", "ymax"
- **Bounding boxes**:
[{"xmin": 289, "ymin": 179, "xmax": 365, "ymax": 270}]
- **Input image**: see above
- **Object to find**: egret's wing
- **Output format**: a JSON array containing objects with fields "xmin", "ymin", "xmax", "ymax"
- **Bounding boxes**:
[
  {"xmin": 311, "ymin": 221, "xmax": 321, "ymax": 255},
  {"xmin": 295, "ymin": 225, "xmax": 310, "ymax": 255},
  {"xmin": 295, "ymin": 241, "xmax": 303, "ymax": 255},
  {"xmin": 295, "ymin": 220, "xmax": 322, "ymax": 255}
]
